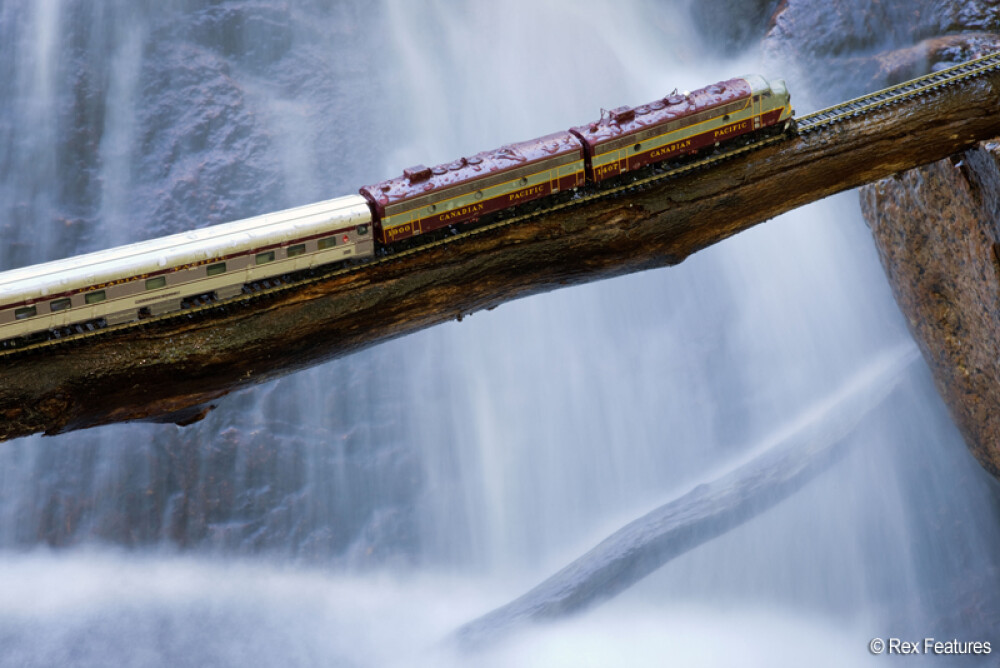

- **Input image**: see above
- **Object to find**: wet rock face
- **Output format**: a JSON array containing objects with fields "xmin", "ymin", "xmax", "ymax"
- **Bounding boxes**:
[
  {"xmin": 861, "ymin": 145, "xmax": 1000, "ymax": 479},
  {"xmin": 134, "ymin": 36, "xmax": 284, "ymax": 238},
  {"xmin": 764, "ymin": 0, "xmax": 1000, "ymax": 102},
  {"xmin": 4, "ymin": 342, "xmax": 426, "ymax": 562},
  {"xmin": 688, "ymin": 0, "xmax": 782, "ymax": 54},
  {"xmin": 132, "ymin": 1, "xmax": 377, "ymax": 238},
  {"xmin": 0, "ymin": 0, "xmax": 423, "ymax": 562},
  {"xmin": 0, "ymin": 0, "xmax": 381, "ymax": 256},
  {"xmin": 760, "ymin": 0, "xmax": 1000, "ymax": 481},
  {"xmin": 13, "ymin": 420, "xmax": 423, "ymax": 562},
  {"xmin": 187, "ymin": 3, "xmax": 295, "ymax": 68},
  {"xmin": 767, "ymin": 0, "xmax": 1000, "ymax": 59},
  {"xmin": 4, "ymin": 0, "xmax": 999, "ymax": 561}
]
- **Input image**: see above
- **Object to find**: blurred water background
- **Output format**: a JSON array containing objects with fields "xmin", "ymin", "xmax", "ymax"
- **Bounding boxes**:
[{"xmin": 0, "ymin": 1, "xmax": 998, "ymax": 665}]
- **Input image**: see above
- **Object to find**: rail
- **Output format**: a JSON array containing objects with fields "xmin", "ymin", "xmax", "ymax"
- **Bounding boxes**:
[{"xmin": 4, "ymin": 51, "xmax": 1000, "ymax": 360}]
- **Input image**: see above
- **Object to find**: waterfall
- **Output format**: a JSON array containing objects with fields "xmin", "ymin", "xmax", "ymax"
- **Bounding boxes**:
[{"xmin": 1, "ymin": 1, "xmax": 998, "ymax": 665}]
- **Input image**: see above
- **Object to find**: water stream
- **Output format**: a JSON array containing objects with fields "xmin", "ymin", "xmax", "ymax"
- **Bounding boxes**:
[{"xmin": 1, "ymin": 1, "xmax": 998, "ymax": 666}]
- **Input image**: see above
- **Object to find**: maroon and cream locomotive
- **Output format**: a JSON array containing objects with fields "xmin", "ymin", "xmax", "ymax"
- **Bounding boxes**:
[
  {"xmin": 1, "ymin": 74, "xmax": 791, "ymax": 347},
  {"xmin": 361, "ymin": 74, "xmax": 791, "ymax": 244}
]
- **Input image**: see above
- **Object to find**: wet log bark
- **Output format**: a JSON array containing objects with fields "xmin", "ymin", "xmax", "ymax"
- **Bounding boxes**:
[
  {"xmin": 452, "ymin": 346, "xmax": 917, "ymax": 649},
  {"xmin": 3, "ymin": 68, "xmax": 1000, "ymax": 441}
]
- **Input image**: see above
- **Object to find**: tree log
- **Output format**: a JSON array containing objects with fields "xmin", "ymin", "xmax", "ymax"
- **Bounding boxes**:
[
  {"xmin": 452, "ymin": 345, "xmax": 918, "ymax": 649},
  {"xmin": 3, "ymin": 68, "xmax": 1000, "ymax": 441}
]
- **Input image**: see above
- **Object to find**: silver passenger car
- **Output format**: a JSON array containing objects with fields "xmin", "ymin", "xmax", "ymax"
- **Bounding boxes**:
[{"xmin": 0, "ymin": 195, "xmax": 374, "ymax": 344}]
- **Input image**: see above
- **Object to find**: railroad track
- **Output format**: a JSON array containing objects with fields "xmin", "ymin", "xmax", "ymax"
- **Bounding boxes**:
[
  {"xmin": 5, "ymin": 51, "xmax": 1000, "ymax": 361},
  {"xmin": 798, "ymin": 49, "xmax": 1000, "ymax": 133}
]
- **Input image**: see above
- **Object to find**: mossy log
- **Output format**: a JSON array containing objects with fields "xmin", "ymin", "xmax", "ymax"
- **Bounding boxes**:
[{"xmin": 3, "ymin": 69, "xmax": 1000, "ymax": 441}]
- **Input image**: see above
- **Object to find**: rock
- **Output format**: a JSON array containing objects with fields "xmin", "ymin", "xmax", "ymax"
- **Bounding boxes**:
[
  {"xmin": 187, "ymin": 3, "xmax": 295, "ymax": 69},
  {"xmin": 763, "ymin": 0, "xmax": 1000, "ymax": 484},
  {"xmin": 688, "ymin": 0, "xmax": 782, "ymax": 54},
  {"xmin": 765, "ymin": 0, "xmax": 1000, "ymax": 103},
  {"xmin": 860, "ymin": 143, "xmax": 1000, "ymax": 478},
  {"xmin": 7, "ymin": 419, "xmax": 423, "ymax": 560},
  {"xmin": 0, "ymin": 0, "xmax": 417, "ymax": 560},
  {"xmin": 132, "ymin": 28, "xmax": 286, "ymax": 237}
]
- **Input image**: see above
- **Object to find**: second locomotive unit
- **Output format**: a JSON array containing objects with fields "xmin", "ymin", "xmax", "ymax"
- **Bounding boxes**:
[
  {"xmin": 0, "ymin": 74, "xmax": 792, "ymax": 348},
  {"xmin": 360, "ymin": 74, "xmax": 791, "ymax": 244}
]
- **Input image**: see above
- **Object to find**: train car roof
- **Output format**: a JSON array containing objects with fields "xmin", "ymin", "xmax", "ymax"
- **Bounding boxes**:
[
  {"xmin": 570, "ymin": 77, "xmax": 754, "ymax": 146},
  {"xmin": 0, "ymin": 194, "xmax": 371, "ymax": 305},
  {"xmin": 360, "ymin": 130, "xmax": 584, "ymax": 211}
]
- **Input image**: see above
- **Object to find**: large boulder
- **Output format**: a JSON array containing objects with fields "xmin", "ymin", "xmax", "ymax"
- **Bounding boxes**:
[
  {"xmin": 763, "ymin": 0, "xmax": 1000, "ymax": 481},
  {"xmin": 764, "ymin": 0, "xmax": 1000, "ymax": 103},
  {"xmin": 861, "ymin": 143, "xmax": 1000, "ymax": 478}
]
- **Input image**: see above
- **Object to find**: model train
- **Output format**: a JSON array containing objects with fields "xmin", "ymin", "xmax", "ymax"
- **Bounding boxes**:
[{"xmin": 0, "ymin": 74, "xmax": 792, "ymax": 348}]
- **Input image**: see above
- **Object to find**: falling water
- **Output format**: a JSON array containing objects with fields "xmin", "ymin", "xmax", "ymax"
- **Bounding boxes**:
[{"xmin": 1, "ymin": 1, "xmax": 999, "ymax": 666}]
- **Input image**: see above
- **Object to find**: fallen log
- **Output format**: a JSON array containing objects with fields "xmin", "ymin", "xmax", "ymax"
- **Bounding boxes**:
[
  {"xmin": 452, "ymin": 345, "xmax": 919, "ymax": 649},
  {"xmin": 3, "ymin": 62, "xmax": 1000, "ymax": 441}
]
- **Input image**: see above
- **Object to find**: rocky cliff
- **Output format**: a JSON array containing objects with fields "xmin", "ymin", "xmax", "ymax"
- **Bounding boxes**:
[
  {"xmin": 4, "ymin": 0, "xmax": 1000, "ymax": 555},
  {"xmin": 761, "ymin": 0, "xmax": 1000, "ymax": 480},
  {"xmin": 862, "ymin": 138, "xmax": 1000, "ymax": 478}
]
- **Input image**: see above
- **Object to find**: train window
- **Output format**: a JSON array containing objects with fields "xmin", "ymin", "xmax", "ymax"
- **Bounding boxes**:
[
  {"xmin": 85, "ymin": 290, "xmax": 106, "ymax": 304},
  {"xmin": 287, "ymin": 244, "xmax": 306, "ymax": 257},
  {"xmin": 206, "ymin": 262, "xmax": 226, "ymax": 276},
  {"xmin": 50, "ymin": 298, "xmax": 71, "ymax": 312},
  {"xmin": 317, "ymin": 236, "xmax": 337, "ymax": 250},
  {"xmin": 145, "ymin": 276, "xmax": 167, "ymax": 290},
  {"xmin": 14, "ymin": 305, "xmax": 36, "ymax": 320},
  {"xmin": 255, "ymin": 251, "xmax": 275, "ymax": 265},
  {"xmin": 357, "ymin": 225, "xmax": 368, "ymax": 236}
]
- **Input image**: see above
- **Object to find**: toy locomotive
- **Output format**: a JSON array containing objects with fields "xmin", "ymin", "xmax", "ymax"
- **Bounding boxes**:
[{"xmin": 0, "ymin": 75, "xmax": 792, "ymax": 348}]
